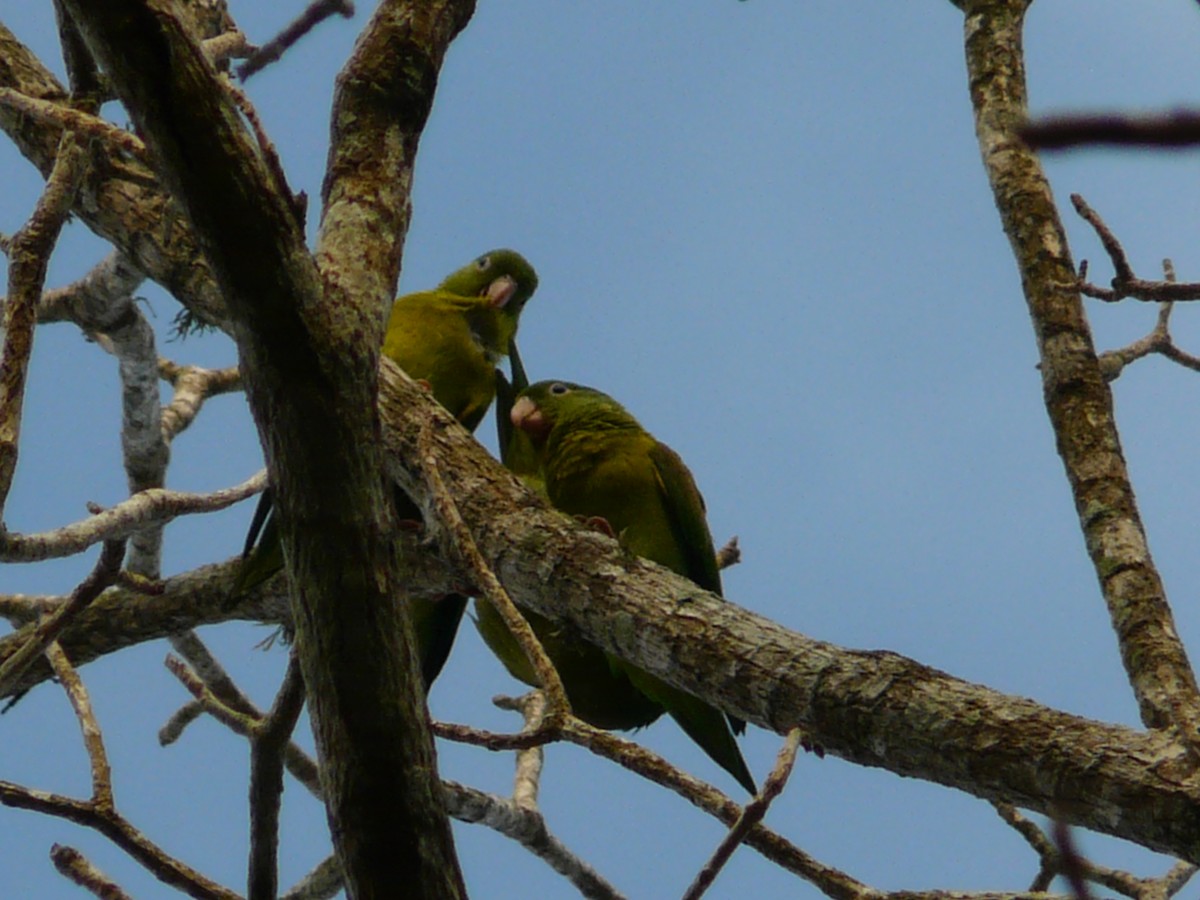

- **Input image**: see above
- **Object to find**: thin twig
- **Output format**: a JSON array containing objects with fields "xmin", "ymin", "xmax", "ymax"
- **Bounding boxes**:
[
  {"xmin": 0, "ymin": 474, "xmax": 264, "ymax": 562},
  {"xmin": 441, "ymin": 780, "xmax": 627, "ymax": 900},
  {"xmin": 0, "ymin": 781, "xmax": 240, "ymax": 900},
  {"xmin": 995, "ymin": 803, "xmax": 1192, "ymax": 899},
  {"xmin": 0, "ymin": 131, "xmax": 86, "ymax": 514},
  {"xmin": 220, "ymin": 77, "xmax": 304, "ymax": 226},
  {"xmin": 46, "ymin": 641, "xmax": 114, "ymax": 808},
  {"xmin": 556, "ymin": 719, "xmax": 869, "ymax": 895},
  {"xmin": 0, "ymin": 626, "xmax": 240, "ymax": 897},
  {"xmin": 163, "ymin": 654, "xmax": 323, "ymax": 799},
  {"xmin": 682, "ymin": 727, "xmax": 804, "ymax": 900},
  {"xmin": 1052, "ymin": 821, "xmax": 1095, "ymax": 900},
  {"xmin": 51, "ymin": 844, "xmax": 134, "ymax": 900},
  {"xmin": 280, "ymin": 855, "xmax": 342, "ymax": 900},
  {"xmin": 418, "ymin": 424, "xmax": 572, "ymax": 719},
  {"xmin": 248, "ymin": 653, "xmax": 306, "ymax": 900},
  {"xmin": 1072, "ymin": 195, "xmax": 1200, "ymax": 303},
  {"xmin": 0, "ymin": 89, "xmax": 146, "ymax": 158},
  {"xmin": 1096, "ymin": 259, "xmax": 1200, "ymax": 382},
  {"xmin": 237, "ymin": 0, "xmax": 355, "ymax": 80},
  {"xmin": 1021, "ymin": 110, "xmax": 1200, "ymax": 151},
  {"xmin": 158, "ymin": 361, "xmax": 242, "ymax": 440},
  {"xmin": 715, "ymin": 535, "xmax": 740, "ymax": 570},
  {"xmin": 495, "ymin": 691, "xmax": 547, "ymax": 811},
  {"xmin": 0, "ymin": 540, "xmax": 124, "ymax": 697}
]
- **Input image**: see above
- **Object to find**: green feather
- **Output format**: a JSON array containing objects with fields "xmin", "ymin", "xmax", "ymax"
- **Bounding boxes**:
[
  {"xmin": 235, "ymin": 250, "xmax": 538, "ymax": 691},
  {"xmin": 476, "ymin": 380, "xmax": 755, "ymax": 793}
]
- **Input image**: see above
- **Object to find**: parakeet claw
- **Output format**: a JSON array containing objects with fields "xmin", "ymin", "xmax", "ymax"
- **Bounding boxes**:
[{"xmin": 577, "ymin": 515, "xmax": 617, "ymax": 538}]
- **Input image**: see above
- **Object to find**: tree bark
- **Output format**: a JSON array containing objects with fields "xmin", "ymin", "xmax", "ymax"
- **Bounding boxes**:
[{"xmin": 57, "ymin": 1, "xmax": 471, "ymax": 896}]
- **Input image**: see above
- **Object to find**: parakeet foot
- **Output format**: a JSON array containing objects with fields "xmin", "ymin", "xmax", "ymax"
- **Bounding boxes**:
[{"xmin": 576, "ymin": 514, "xmax": 616, "ymax": 538}]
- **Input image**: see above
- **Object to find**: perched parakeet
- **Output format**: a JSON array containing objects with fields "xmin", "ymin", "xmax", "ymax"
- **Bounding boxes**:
[
  {"xmin": 235, "ymin": 249, "xmax": 539, "ymax": 690},
  {"xmin": 475, "ymin": 381, "xmax": 755, "ymax": 793}
]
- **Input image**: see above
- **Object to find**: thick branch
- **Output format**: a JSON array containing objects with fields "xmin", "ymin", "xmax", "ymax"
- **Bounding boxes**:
[
  {"xmin": 378, "ymin": 357, "xmax": 1200, "ymax": 864},
  {"xmin": 958, "ymin": 0, "xmax": 1200, "ymax": 739},
  {"xmin": 58, "ymin": 2, "xmax": 473, "ymax": 896},
  {"xmin": 0, "ymin": 24, "xmax": 231, "ymax": 330}
]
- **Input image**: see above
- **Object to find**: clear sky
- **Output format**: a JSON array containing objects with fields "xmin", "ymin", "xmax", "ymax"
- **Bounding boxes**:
[{"xmin": 4, "ymin": 2, "xmax": 1200, "ymax": 898}]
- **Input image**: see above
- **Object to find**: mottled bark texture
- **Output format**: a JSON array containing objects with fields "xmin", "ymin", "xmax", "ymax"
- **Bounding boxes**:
[
  {"xmin": 3, "ymin": 0, "xmax": 1197, "ymax": 883},
  {"xmin": 0, "ymin": 22, "xmax": 231, "ymax": 330},
  {"xmin": 376, "ymin": 358, "xmax": 1200, "ymax": 864},
  {"xmin": 55, "ymin": 1, "xmax": 473, "ymax": 897},
  {"xmin": 960, "ymin": 0, "xmax": 1200, "ymax": 742}
]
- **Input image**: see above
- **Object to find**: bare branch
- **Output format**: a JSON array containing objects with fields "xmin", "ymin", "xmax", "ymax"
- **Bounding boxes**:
[
  {"xmin": 248, "ymin": 653, "xmax": 306, "ymax": 900},
  {"xmin": 442, "ymin": 779, "xmax": 628, "ymax": 900},
  {"xmin": 503, "ymin": 691, "xmax": 547, "ymax": 811},
  {"xmin": 379, "ymin": 355, "xmax": 1200, "ymax": 863},
  {"xmin": 112, "ymin": 288, "xmax": 168, "ymax": 578},
  {"xmin": 0, "ymin": 539, "xmax": 124, "ymax": 697},
  {"xmin": 1071, "ymin": 195, "xmax": 1200, "ymax": 303},
  {"xmin": 1095, "ymin": 261, "xmax": 1200, "ymax": 382},
  {"xmin": 202, "ymin": 30, "xmax": 255, "ymax": 67},
  {"xmin": 419, "ymin": 421, "xmax": 572, "ymax": 719},
  {"xmin": 0, "ymin": 781, "xmax": 241, "ymax": 899},
  {"xmin": 163, "ymin": 653, "xmax": 323, "ymax": 800},
  {"xmin": 280, "ymin": 855, "xmax": 342, "ymax": 900},
  {"xmin": 0, "ymin": 474, "xmax": 263, "ymax": 562},
  {"xmin": 237, "ymin": 0, "xmax": 355, "ymax": 81},
  {"xmin": 36, "ymin": 250, "xmax": 145, "ymax": 333},
  {"xmin": 1052, "ymin": 821, "xmax": 1096, "ymax": 900},
  {"xmin": 50, "ymin": 845, "xmax": 134, "ymax": 900},
  {"xmin": 0, "ymin": 130, "xmax": 86, "ymax": 513},
  {"xmin": 683, "ymin": 727, "xmax": 804, "ymax": 900},
  {"xmin": 0, "ymin": 620, "xmax": 241, "ymax": 898},
  {"xmin": 715, "ymin": 535, "xmax": 741, "ymax": 570},
  {"xmin": 46, "ymin": 641, "xmax": 114, "ymax": 808},
  {"xmin": 0, "ymin": 24, "xmax": 233, "ymax": 331},
  {"xmin": 958, "ymin": 0, "xmax": 1200, "ymax": 748},
  {"xmin": 0, "ymin": 88, "xmax": 146, "ymax": 158},
  {"xmin": 158, "ymin": 361, "xmax": 242, "ymax": 440},
  {"xmin": 1021, "ymin": 110, "xmax": 1200, "ymax": 151}
]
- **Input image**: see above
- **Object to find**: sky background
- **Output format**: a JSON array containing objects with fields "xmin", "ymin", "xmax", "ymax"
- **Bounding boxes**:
[{"xmin": 3, "ymin": 1, "xmax": 1200, "ymax": 897}]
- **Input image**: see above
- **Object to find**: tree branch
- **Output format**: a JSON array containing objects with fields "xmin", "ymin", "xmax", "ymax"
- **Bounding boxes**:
[
  {"xmin": 0, "ymin": 24, "xmax": 232, "ymax": 330},
  {"xmin": 378, "ymin": 355, "xmax": 1200, "ymax": 863},
  {"xmin": 0, "ymin": 130, "xmax": 86, "ymax": 513},
  {"xmin": 58, "ymin": 2, "xmax": 477, "ymax": 895},
  {"xmin": 957, "ymin": 0, "xmax": 1200, "ymax": 745}
]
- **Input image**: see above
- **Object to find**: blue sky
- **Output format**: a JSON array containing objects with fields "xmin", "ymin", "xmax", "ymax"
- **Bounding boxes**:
[{"xmin": 4, "ymin": 1, "xmax": 1200, "ymax": 897}]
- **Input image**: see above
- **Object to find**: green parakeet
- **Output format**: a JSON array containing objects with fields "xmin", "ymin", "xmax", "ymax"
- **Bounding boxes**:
[
  {"xmin": 475, "ymin": 380, "xmax": 755, "ymax": 793},
  {"xmin": 236, "ymin": 249, "xmax": 539, "ymax": 690}
]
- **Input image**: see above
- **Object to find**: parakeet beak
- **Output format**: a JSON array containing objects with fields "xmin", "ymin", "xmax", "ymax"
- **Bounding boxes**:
[
  {"xmin": 485, "ymin": 274, "xmax": 518, "ymax": 308},
  {"xmin": 511, "ymin": 396, "xmax": 549, "ymax": 440}
]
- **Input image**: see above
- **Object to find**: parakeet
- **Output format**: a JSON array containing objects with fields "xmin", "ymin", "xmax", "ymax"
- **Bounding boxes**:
[
  {"xmin": 475, "ymin": 380, "xmax": 755, "ymax": 793},
  {"xmin": 235, "ymin": 249, "xmax": 539, "ymax": 690}
]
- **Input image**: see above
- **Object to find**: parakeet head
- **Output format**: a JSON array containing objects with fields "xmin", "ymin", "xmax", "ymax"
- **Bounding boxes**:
[
  {"xmin": 511, "ymin": 381, "xmax": 636, "ymax": 447},
  {"xmin": 440, "ymin": 249, "xmax": 539, "ymax": 317}
]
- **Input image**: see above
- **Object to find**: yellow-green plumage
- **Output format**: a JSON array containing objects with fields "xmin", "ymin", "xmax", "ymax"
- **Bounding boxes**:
[
  {"xmin": 236, "ymin": 249, "xmax": 538, "ymax": 690},
  {"xmin": 476, "ymin": 380, "xmax": 755, "ymax": 793}
]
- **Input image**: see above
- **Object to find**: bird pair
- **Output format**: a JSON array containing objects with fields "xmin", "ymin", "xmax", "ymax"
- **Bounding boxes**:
[{"xmin": 236, "ymin": 250, "xmax": 755, "ymax": 794}]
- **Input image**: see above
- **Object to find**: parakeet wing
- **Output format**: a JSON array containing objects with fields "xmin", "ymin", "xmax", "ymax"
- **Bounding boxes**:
[
  {"xmin": 648, "ymin": 441, "xmax": 722, "ymax": 596},
  {"xmin": 649, "ymin": 440, "xmax": 746, "ymax": 737}
]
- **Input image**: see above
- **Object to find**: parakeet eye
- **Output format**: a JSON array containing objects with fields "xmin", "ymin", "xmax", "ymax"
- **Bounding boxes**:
[
  {"xmin": 474, "ymin": 255, "xmax": 490, "ymax": 271},
  {"xmin": 550, "ymin": 383, "xmax": 570, "ymax": 395}
]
